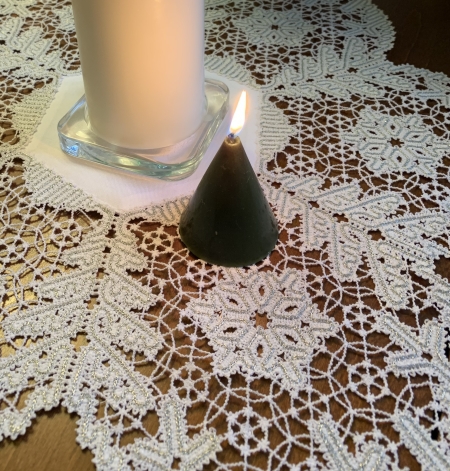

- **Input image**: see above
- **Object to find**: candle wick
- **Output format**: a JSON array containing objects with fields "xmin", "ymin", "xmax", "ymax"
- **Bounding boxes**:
[{"xmin": 227, "ymin": 133, "xmax": 238, "ymax": 144}]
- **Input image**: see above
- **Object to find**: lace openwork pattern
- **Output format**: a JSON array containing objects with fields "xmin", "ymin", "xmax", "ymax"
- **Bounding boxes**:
[{"xmin": 1, "ymin": 0, "xmax": 450, "ymax": 469}]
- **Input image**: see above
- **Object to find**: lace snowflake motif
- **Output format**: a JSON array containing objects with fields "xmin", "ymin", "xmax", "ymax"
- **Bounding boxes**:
[
  {"xmin": 261, "ymin": 166, "xmax": 450, "ymax": 310},
  {"xmin": 204, "ymin": 0, "xmax": 395, "ymax": 86},
  {"xmin": 394, "ymin": 413, "xmax": 450, "ymax": 471},
  {"xmin": 0, "ymin": 17, "xmax": 64, "ymax": 71},
  {"xmin": 205, "ymin": 0, "xmax": 238, "ymax": 7},
  {"xmin": 312, "ymin": 419, "xmax": 399, "ymax": 471},
  {"xmin": 0, "ymin": 13, "xmax": 68, "ymax": 151},
  {"xmin": 342, "ymin": 108, "xmax": 449, "ymax": 176},
  {"xmin": 263, "ymin": 38, "xmax": 386, "ymax": 100},
  {"xmin": 0, "ymin": 0, "xmax": 33, "ymax": 16},
  {"xmin": 313, "ymin": 412, "xmax": 450, "ymax": 471},
  {"xmin": 262, "ymin": 36, "xmax": 443, "ymax": 102},
  {"xmin": 55, "ymin": 6, "xmax": 76, "ymax": 32},
  {"xmin": 70, "ymin": 394, "xmax": 221, "ymax": 471},
  {"xmin": 415, "ymin": 71, "xmax": 450, "ymax": 108},
  {"xmin": 233, "ymin": 7, "xmax": 315, "ymax": 46},
  {"xmin": 376, "ymin": 314, "xmax": 450, "ymax": 392},
  {"xmin": 340, "ymin": 0, "xmax": 395, "ymax": 52},
  {"xmin": 205, "ymin": 0, "xmax": 230, "ymax": 26},
  {"xmin": 126, "ymin": 396, "xmax": 222, "ymax": 471},
  {"xmin": 0, "ymin": 0, "xmax": 79, "ymax": 75},
  {"xmin": 1, "ymin": 0, "xmax": 450, "ymax": 469},
  {"xmin": 181, "ymin": 269, "xmax": 338, "ymax": 393},
  {"xmin": 374, "ymin": 315, "xmax": 450, "ymax": 468},
  {"xmin": 0, "ymin": 209, "xmax": 162, "ymax": 436}
]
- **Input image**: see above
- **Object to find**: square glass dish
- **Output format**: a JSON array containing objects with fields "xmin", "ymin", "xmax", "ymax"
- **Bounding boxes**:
[{"xmin": 57, "ymin": 79, "xmax": 229, "ymax": 180}]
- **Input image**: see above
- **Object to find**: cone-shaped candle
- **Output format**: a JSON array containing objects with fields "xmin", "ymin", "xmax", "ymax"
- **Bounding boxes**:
[{"xmin": 179, "ymin": 91, "xmax": 278, "ymax": 267}]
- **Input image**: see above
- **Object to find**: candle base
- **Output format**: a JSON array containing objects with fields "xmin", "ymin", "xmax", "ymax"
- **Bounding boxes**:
[{"xmin": 57, "ymin": 79, "xmax": 229, "ymax": 181}]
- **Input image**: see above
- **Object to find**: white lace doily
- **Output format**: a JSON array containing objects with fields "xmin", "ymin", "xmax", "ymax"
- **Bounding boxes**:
[{"xmin": 1, "ymin": 0, "xmax": 450, "ymax": 470}]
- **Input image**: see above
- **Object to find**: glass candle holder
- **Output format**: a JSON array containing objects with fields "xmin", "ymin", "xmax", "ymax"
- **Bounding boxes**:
[
  {"xmin": 59, "ymin": 0, "xmax": 228, "ymax": 180},
  {"xmin": 58, "ymin": 79, "xmax": 229, "ymax": 180}
]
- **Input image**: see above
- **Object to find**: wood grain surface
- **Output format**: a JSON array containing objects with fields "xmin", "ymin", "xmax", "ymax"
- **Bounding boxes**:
[
  {"xmin": 0, "ymin": 1, "xmax": 449, "ymax": 470},
  {"xmin": 376, "ymin": 0, "xmax": 450, "ymax": 76}
]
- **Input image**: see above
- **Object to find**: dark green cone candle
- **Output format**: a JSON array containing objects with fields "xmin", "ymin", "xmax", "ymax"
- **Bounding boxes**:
[{"xmin": 179, "ymin": 135, "xmax": 278, "ymax": 267}]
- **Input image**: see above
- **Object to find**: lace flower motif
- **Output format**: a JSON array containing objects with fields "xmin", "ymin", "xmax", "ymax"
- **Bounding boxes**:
[
  {"xmin": 233, "ymin": 7, "xmax": 315, "ymax": 46},
  {"xmin": 181, "ymin": 269, "xmax": 338, "ymax": 393},
  {"xmin": 342, "ymin": 108, "xmax": 449, "ymax": 176},
  {"xmin": 55, "ymin": 6, "xmax": 75, "ymax": 32},
  {"xmin": 0, "ymin": 0, "xmax": 33, "ymax": 16}
]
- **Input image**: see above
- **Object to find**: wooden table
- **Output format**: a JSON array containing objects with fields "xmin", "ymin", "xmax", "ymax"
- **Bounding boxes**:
[{"xmin": 0, "ymin": 1, "xmax": 449, "ymax": 469}]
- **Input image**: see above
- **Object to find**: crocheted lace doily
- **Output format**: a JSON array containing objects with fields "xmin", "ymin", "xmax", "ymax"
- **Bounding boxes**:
[{"xmin": 1, "ymin": 0, "xmax": 450, "ymax": 469}]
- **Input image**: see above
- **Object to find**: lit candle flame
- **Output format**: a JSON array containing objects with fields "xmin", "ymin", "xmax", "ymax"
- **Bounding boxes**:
[{"xmin": 229, "ymin": 91, "xmax": 247, "ymax": 136}]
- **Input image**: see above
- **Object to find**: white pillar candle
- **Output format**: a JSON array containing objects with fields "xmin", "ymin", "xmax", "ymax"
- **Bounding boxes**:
[{"xmin": 71, "ymin": 0, "xmax": 205, "ymax": 150}]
